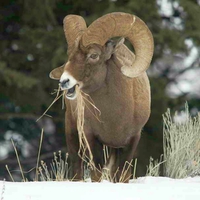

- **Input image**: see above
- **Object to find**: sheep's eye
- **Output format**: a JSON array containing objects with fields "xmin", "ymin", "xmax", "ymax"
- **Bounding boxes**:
[{"xmin": 90, "ymin": 53, "xmax": 99, "ymax": 59}]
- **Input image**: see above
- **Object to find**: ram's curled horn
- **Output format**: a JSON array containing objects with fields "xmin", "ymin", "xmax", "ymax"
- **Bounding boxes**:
[
  {"xmin": 81, "ymin": 12, "xmax": 154, "ymax": 78},
  {"xmin": 63, "ymin": 15, "xmax": 87, "ymax": 55}
]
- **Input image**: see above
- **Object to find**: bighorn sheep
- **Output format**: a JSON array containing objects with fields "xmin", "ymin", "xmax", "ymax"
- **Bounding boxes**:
[{"xmin": 49, "ymin": 12, "xmax": 154, "ymax": 182}]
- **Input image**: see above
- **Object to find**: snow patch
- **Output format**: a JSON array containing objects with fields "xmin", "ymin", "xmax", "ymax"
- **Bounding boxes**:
[{"xmin": 0, "ymin": 176, "xmax": 200, "ymax": 200}]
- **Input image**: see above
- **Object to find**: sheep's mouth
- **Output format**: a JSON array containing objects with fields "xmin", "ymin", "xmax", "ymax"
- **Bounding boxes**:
[{"xmin": 66, "ymin": 85, "xmax": 77, "ymax": 100}]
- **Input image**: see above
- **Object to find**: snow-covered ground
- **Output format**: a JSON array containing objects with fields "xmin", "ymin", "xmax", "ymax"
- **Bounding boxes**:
[{"xmin": 0, "ymin": 176, "xmax": 200, "ymax": 200}]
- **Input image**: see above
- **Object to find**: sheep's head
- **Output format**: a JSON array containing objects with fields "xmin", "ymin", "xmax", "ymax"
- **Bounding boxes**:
[{"xmin": 49, "ymin": 12, "xmax": 154, "ymax": 100}]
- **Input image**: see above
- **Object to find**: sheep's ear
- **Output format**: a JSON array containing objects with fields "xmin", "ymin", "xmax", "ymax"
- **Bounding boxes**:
[
  {"xmin": 105, "ymin": 38, "xmax": 125, "ymax": 60},
  {"xmin": 49, "ymin": 65, "xmax": 64, "ymax": 80},
  {"xmin": 113, "ymin": 38, "xmax": 136, "ymax": 76}
]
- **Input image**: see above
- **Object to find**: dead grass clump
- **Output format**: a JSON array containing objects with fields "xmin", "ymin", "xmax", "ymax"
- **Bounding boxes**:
[
  {"xmin": 146, "ymin": 155, "xmax": 164, "ymax": 177},
  {"xmin": 38, "ymin": 151, "xmax": 69, "ymax": 181},
  {"xmin": 163, "ymin": 103, "xmax": 200, "ymax": 178}
]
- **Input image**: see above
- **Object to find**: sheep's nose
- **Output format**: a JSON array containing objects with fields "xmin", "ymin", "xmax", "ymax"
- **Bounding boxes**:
[{"xmin": 60, "ymin": 79, "xmax": 69, "ymax": 89}]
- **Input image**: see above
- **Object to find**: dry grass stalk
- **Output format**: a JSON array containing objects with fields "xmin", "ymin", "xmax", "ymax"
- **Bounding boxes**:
[
  {"xmin": 36, "ymin": 85, "xmax": 64, "ymax": 122},
  {"xmin": 76, "ymin": 86, "xmax": 101, "ymax": 170},
  {"xmin": 5, "ymin": 165, "xmax": 14, "ymax": 182},
  {"xmin": 35, "ymin": 129, "xmax": 44, "ymax": 181},
  {"xmin": 133, "ymin": 158, "xmax": 138, "ymax": 179},
  {"xmin": 11, "ymin": 139, "xmax": 26, "ymax": 182},
  {"xmin": 103, "ymin": 145, "xmax": 109, "ymax": 164},
  {"xmin": 101, "ymin": 167, "xmax": 113, "ymax": 182},
  {"xmin": 39, "ymin": 161, "xmax": 51, "ymax": 181},
  {"xmin": 119, "ymin": 160, "xmax": 133, "ymax": 183},
  {"xmin": 112, "ymin": 167, "xmax": 120, "ymax": 182}
]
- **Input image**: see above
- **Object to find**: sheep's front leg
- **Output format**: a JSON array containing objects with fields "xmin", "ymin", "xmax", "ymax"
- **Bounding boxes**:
[
  {"xmin": 65, "ymin": 130, "xmax": 83, "ymax": 181},
  {"xmin": 85, "ymin": 134, "xmax": 104, "ymax": 182}
]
